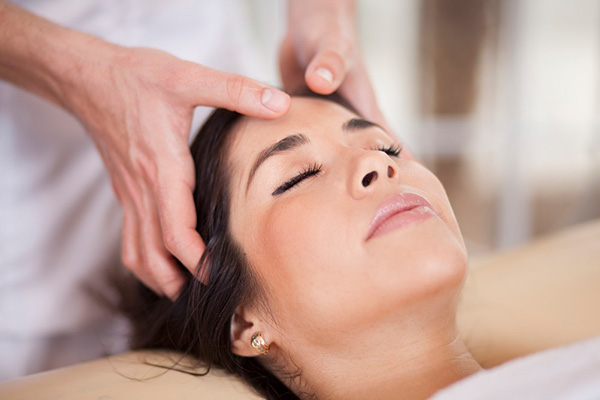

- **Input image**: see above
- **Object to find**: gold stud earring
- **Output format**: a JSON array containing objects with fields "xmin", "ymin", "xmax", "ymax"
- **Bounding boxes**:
[{"xmin": 250, "ymin": 332, "xmax": 270, "ymax": 355}]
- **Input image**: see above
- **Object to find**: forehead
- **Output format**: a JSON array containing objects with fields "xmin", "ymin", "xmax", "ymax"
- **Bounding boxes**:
[{"xmin": 227, "ymin": 97, "xmax": 358, "ymax": 163}]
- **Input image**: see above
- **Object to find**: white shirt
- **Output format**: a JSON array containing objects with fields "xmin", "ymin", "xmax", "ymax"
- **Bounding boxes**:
[{"xmin": 0, "ymin": 0, "xmax": 272, "ymax": 380}]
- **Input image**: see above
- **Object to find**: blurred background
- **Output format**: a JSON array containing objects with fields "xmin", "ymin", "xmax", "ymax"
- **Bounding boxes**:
[{"xmin": 249, "ymin": 0, "xmax": 600, "ymax": 259}]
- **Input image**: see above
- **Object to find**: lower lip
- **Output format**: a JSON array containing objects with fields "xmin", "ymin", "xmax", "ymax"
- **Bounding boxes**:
[{"xmin": 368, "ymin": 205, "xmax": 434, "ymax": 240}]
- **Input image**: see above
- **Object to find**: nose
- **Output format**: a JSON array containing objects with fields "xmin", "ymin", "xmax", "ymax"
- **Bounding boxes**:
[
  {"xmin": 361, "ymin": 166, "xmax": 396, "ymax": 187},
  {"xmin": 350, "ymin": 152, "xmax": 399, "ymax": 199}
]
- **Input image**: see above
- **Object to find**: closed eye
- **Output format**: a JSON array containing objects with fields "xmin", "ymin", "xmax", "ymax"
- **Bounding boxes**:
[
  {"xmin": 272, "ymin": 163, "xmax": 323, "ymax": 196},
  {"xmin": 375, "ymin": 144, "xmax": 402, "ymax": 157}
]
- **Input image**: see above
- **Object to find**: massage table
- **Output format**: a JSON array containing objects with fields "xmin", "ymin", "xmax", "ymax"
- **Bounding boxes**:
[{"xmin": 1, "ymin": 219, "xmax": 599, "ymax": 399}]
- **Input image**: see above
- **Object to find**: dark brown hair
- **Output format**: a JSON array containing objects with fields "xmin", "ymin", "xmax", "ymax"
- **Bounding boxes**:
[{"xmin": 127, "ymin": 92, "xmax": 357, "ymax": 399}]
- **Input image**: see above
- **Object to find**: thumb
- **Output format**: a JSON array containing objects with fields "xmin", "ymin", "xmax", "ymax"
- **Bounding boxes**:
[
  {"xmin": 192, "ymin": 66, "xmax": 290, "ymax": 119},
  {"xmin": 304, "ymin": 47, "xmax": 350, "ymax": 95}
]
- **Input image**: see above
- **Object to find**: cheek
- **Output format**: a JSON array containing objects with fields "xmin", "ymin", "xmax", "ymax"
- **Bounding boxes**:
[
  {"xmin": 258, "ymin": 192, "xmax": 354, "ymax": 293},
  {"xmin": 252, "ymin": 193, "xmax": 371, "ymax": 342}
]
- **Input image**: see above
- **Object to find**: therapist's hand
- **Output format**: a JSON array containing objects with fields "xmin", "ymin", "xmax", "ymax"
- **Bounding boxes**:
[
  {"xmin": 0, "ymin": 2, "xmax": 290, "ymax": 299},
  {"xmin": 71, "ymin": 46, "xmax": 290, "ymax": 298},
  {"xmin": 280, "ymin": 0, "xmax": 387, "ymax": 128}
]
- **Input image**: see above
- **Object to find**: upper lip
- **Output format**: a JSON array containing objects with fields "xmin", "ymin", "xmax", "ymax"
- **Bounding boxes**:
[{"xmin": 365, "ymin": 193, "xmax": 434, "ymax": 240}]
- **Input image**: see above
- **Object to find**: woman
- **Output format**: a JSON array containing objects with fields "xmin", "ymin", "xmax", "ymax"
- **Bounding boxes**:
[{"xmin": 129, "ymin": 93, "xmax": 488, "ymax": 399}]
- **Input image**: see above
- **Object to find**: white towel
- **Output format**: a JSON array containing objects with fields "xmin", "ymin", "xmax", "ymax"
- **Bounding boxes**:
[{"xmin": 430, "ymin": 336, "xmax": 600, "ymax": 400}]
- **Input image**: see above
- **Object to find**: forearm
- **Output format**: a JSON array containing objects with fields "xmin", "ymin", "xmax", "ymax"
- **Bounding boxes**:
[{"xmin": 0, "ymin": 1, "xmax": 116, "ymax": 112}]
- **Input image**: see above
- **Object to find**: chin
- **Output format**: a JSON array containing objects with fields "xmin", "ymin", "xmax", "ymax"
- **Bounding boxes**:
[{"xmin": 371, "ymin": 217, "xmax": 468, "ymax": 306}]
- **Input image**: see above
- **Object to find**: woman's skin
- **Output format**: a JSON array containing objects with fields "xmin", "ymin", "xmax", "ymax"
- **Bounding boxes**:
[{"xmin": 223, "ymin": 97, "xmax": 482, "ymax": 399}]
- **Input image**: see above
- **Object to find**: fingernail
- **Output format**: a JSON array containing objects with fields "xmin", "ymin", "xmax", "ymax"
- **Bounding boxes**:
[
  {"xmin": 315, "ymin": 67, "xmax": 334, "ymax": 85},
  {"xmin": 261, "ymin": 89, "xmax": 289, "ymax": 112}
]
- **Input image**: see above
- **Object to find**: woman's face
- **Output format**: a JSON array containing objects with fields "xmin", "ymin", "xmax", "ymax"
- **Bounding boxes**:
[{"xmin": 227, "ymin": 97, "xmax": 467, "ymax": 355}]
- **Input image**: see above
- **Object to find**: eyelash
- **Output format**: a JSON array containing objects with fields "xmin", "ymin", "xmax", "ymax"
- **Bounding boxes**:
[
  {"xmin": 376, "ymin": 144, "xmax": 403, "ymax": 157},
  {"xmin": 272, "ymin": 162, "xmax": 323, "ymax": 196},
  {"xmin": 272, "ymin": 144, "xmax": 403, "ymax": 196}
]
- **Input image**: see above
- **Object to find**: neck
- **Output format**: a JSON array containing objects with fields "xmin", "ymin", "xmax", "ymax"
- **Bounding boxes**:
[
  {"xmin": 282, "ymin": 304, "xmax": 483, "ymax": 400},
  {"xmin": 314, "ymin": 332, "xmax": 480, "ymax": 400},
  {"xmin": 378, "ymin": 334, "xmax": 481, "ymax": 400}
]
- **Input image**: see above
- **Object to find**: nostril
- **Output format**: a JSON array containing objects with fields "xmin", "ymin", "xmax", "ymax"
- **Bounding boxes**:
[
  {"xmin": 362, "ymin": 171, "xmax": 378, "ymax": 187},
  {"xmin": 387, "ymin": 166, "xmax": 395, "ymax": 178}
]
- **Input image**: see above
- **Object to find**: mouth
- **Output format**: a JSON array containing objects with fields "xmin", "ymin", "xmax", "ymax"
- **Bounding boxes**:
[{"xmin": 365, "ymin": 193, "xmax": 435, "ymax": 241}]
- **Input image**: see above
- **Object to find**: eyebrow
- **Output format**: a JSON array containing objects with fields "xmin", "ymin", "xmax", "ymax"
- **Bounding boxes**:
[
  {"xmin": 246, "ymin": 133, "xmax": 309, "ymax": 191},
  {"xmin": 342, "ymin": 118, "xmax": 383, "ymax": 132},
  {"xmin": 246, "ymin": 117, "xmax": 382, "ymax": 192}
]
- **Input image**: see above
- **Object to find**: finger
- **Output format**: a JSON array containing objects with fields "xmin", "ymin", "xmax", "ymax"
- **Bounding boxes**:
[
  {"xmin": 305, "ymin": 47, "xmax": 350, "ymax": 95},
  {"xmin": 139, "ymin": 185, "xmax": 186, "ymax": 300},
  {"xmin": 279, "ymin": 33, "xmax": 306, "ymax": 93},
  {"xmin": 121, "ymin": 203, "xmax": 165, "ymax": 295},
  {"xmin": 115, "ymin": 158, "xmax": 178, "ymax": 297},
  {"xmin": 108, "ymin": 163, "xmax": 162, "ymax": 294},
  {"xmin": 187, "ymin": 66, "xmax": 291, "ymax": 118},
  {"xmin": 116, "ymin": 167, "xmax": 165, "ymax": 295},
  {"xmin": 157, "ymin": 171, "xmax": 207, "ymax": 281},
  {"xmin": 337, "ymin": 62, "xmax": 386, "ymax": 126}
]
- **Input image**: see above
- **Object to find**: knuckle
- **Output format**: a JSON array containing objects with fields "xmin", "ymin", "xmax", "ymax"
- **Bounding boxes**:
[
  {"xmin": 161, "ymin": 67, "xmax": 185, "ymax": 91},
  {"xmin": 225, "ymin": 74, "xmax": 248, "ymax": 111},
  {"xmin": 320, "ymin": 34, "xmax": 354, "ymax": 67},
  {"xmin": 163, "ymin": 227, "xmax": 178, "ymax": 253},
  {"xmin": 337, "ymin": 34, "xmax": 354, "ymax": 54},
  {"xmin": 324, "ymin": 47, "xmax": 348, "ymax": 71},
  {"xmin": 121, "ymin": 248, "xmax": 138, "ymax": 271}
]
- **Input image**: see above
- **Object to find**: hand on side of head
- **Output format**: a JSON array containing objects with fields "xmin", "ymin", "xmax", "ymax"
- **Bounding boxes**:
[{"xmin": 64, "ymin": 45, "xmax": 290, "ymax": 299}]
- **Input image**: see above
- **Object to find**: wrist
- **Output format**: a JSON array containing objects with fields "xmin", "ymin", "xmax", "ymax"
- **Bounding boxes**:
[
  {"xmin": 52, "ymin": 31, "xmax": 122, "ymax": 115},
  {"xmin": 0, "ymin": 2, "xmax": 120, "ymax": 114}
]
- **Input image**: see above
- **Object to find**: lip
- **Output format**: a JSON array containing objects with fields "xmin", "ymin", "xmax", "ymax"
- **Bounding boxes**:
[{"xmin": 365, "ymin": 193, "xmax": 436, "ymax": 240}]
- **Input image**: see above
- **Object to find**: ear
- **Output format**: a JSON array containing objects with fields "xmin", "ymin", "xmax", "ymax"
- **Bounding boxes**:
[{"xmin": 230, "ymin": 303, "xmax": 272, "ymax": 357}]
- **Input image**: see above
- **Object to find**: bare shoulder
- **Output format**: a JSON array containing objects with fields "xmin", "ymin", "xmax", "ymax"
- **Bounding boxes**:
[{"xmin": 458, "ymin": 219, "xmax": 600, "ymax": 367}]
